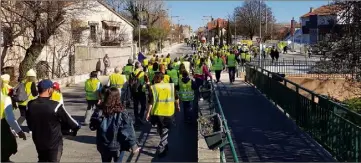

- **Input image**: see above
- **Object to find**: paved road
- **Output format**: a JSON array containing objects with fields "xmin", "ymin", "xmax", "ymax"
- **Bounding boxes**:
[
  {"xmin": 214, "ymin": 74, "xmax": 336, "ymax": 162},
  {"xmin": 11, "ymin": 44, "xmax": 198, "ymax": 162}
]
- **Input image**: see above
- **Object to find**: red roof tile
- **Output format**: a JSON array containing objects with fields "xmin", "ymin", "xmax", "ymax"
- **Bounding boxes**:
[{"xmin": 301, "ymin": 4, "xmax": 343, "ymax": 18}]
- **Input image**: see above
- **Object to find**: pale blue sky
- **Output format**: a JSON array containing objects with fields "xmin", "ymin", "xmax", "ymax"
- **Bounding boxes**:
[{"xmin": 166, "ymin": 1, "xmax": 328, "ymax": 30}]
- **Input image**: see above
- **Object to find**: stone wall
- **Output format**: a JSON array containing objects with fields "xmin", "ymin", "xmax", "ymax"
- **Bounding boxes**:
[{"xmin": 73, "ymin": 45, "xmax": 132, "ymax": 75}]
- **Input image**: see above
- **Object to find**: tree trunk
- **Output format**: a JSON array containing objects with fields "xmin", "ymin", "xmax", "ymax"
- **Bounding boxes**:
[
  {"xmin": 1, "ymin": 46, "xmax": 9, "ymax": 70},
  {"xmin": 18, "ymin": 43, "xmax": 44, "ymax": 80}
]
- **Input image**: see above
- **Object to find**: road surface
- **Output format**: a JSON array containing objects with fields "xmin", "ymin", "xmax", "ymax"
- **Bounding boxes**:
[
  {"xmin": 11, "ymin": 44, "xmax": 198, "ymax": 162},
  {"xmin": 214, "ymin": 74, "xmax": 335, "ymax": 162}
]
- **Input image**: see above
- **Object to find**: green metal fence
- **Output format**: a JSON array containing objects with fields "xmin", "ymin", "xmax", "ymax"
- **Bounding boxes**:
[{"xmin": 245, "ymin": 64, "xmax": 361, "ymax": 162}]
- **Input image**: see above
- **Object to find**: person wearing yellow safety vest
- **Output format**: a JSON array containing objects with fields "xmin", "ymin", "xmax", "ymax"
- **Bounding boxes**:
[
  {"xmin": 50, "ymin": 82, "xmax": 64, "ymax": 104},
  {"xmin": 172, "ymin": 58, "xmax": 181, "ymax": 70},
  {"xmin": 212, "ymin": 53, "xmax": 225, "ymax": 83},
  {"xmin": 148, "ymin": 62, "xmax": 159, "ymax": 83},
  {"xmin": 159, "ymin": 64, "xmax": 171, "ymax": 84},
  {"xmin": 107, "ymin": 67, "xmax": 127, "ymax": 101},
  {"xmin": 84, "ymin": 71, "xmax": 102, "ymax": 125},
  {"xmin": 142, "ymin": 57, "xmax": 149, "ymax": 72},
  {"xmin": 123, "ymin": 59, "xmax": 134, "ymax": 80},
  {"xmin": 166, "ymin": 64, "xmax": 179, "ymax": 90},
  {"xmin": 145, "ymin": 72, "xmax": 180, "ymax": 157},
  {"xmin": 17, "ymin": 69, "xmax": 38, "ymax": 130},
  {"xmin": 226, "ymin": 50, "xmax": 238, "ymax": 84},
  {"xmin": 178, "ymin": 71, "xmax": 197, "ymax": 124},
  {"xmin": 183, "ymin": 59, "xmax": 191, "ymax": 73},
  {"xmin": 131, "ymin": 62, "xmax": 147, "ymax": 127},
  {"xmin": 1, "ymin": 74, "xmax": 12, "ymax": 96},
  {"xmin": 1, "ymin": 79, "xmax": 27, "ymax": 162},
  {"xmin": 165, "ymin": 53, "xmax": 171, "ymax": 65}
]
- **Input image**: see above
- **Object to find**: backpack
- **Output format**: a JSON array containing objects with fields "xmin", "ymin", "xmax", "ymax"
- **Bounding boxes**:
[
  {"xmin": 11, "ymin": 82, "xmax": 29, "ymax": 102},
  {"xmin": 129, "ymin": 71, "xmax": 143, "ymax": 93}
]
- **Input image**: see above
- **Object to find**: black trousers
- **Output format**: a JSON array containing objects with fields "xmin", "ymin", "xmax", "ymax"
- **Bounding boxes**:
[
  {"xmin": 37, "ymin": 145, "xmax": 63, "ymax": 162},
  {"xmin": 228, "ymin": 67, "xmax": 236, "ymax": 83},
  {"xmin": 133, "ymin": 92, "xmax": 147, "ymax": 122},
  {"xmin": 215, "ymin": 70, "xmax": 222, "ymax": 82}
]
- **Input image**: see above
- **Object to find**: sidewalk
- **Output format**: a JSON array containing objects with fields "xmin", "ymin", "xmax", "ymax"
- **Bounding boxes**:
[{"xmin": 213, "ymin": 72, "xmax": 335, "ymax": 162}]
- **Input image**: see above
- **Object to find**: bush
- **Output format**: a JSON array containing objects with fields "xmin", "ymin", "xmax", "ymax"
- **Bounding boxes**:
[{"xmin": 343, "ymin": 97, "xmax": 361, "ymax": 113}]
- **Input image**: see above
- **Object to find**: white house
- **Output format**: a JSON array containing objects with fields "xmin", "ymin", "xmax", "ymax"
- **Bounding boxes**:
[{"xmin": 2, "ymin": 0, "xmax": 135, "ymax": 78}]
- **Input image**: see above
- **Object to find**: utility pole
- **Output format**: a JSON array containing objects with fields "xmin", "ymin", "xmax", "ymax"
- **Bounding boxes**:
[
  {"xmin": 234, "ymin": 13, "xmax": 236, "ymax": 44},
  {"xmin": 259, "ymin": 0, "xmax": 262, "ymax": 67}
]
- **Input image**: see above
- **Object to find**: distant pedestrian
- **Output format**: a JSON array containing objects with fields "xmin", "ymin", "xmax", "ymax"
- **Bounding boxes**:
[
  {"xmin": 96, "ymin": 58, "xmax": 102, "ymax": 74},
  {"xmin": 103, "ymin": 54, "xmax": 110, "ymax": 75},
  {"xmin": 26, "ymin": 79, "xmax": 80, "ymax": 162},
  {"xmin": 270, "ymin": 46, "xmax": 279, "ymax": 63},
  {"xmin": 90, "ymin": 87, "xmax": 140, "ymax": 162}
]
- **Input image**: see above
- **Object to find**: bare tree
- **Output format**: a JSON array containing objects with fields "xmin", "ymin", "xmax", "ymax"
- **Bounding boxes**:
[
  {"xmin": 1, "ymin": 1, "xmax": 95, "ymax": 79},
  {"xmin": 233, "ymin": 0, "xmax": 274, "ymax": 39},
  {"xmin": 0, "ymin": 1, "xmax": 29, "ymax": 69}
]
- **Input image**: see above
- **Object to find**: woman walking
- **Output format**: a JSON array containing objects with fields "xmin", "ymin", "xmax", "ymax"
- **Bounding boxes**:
[{"xmin": 90, "ymin": 87, "xmax": 140, "ymax": 162}]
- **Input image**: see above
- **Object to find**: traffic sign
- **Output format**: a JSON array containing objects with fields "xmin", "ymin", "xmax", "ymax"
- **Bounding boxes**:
[{"xmin": 256, "ymin": 38, "xmax": 261, "ymax": 43}]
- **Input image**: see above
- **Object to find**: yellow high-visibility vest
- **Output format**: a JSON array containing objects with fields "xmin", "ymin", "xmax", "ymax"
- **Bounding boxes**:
[
  {"xmin": 0, "ymin": 93, "xmax": 6, "ymax": 119},
  {"xmin": 182, "ymin": 61, "xmax": 190, "ymax": 73},
  {"xmin": 143, "ymin": 59, "xmax": 149, "ymax": 66},
  {"xmin": 166, "ymin": 69, "xmax": 178, "ymax": 86},
  {"xmin": 18, "ymin": 82, "xmax": 36, "ymax": 106},
  {"xmin": 227, "ymin": 54, "xmax": 236, "ymax": 67},
  {"xmin": 163, "ymin": 74, "xmax": 170, "ymax": 83},
  {"xmin": 51, "ymin": 91, "xmax": 63, "ymax": 103},
  {"xmin": 1, "ymin": 83, "xmax": 12, "ymax": 96},
  {"xmin": 212, "ymin": 58, "xmax": 223, "ymax": 71},
  {"xmin": 133, "ymin": 68, "xmax": 145, "ymax": 85},
  {"xmin": 148, "ymin": 70, "xmax": 158, "ymax": 83},
  {"xmin": 194, "ymin": 66, "xmax": 203, "ymax": 76},
  {"xmin": 179, "ymin": 80, "xmax": 194, "ymax": 101},
  {"xmin": 165, "ymin": 57, "xmax": 171, "ymax": 64},
  {"xmin": 109, "ymin": 73, "xmax": 127, "ymax": 88},
  {"xmin": 151, "ymin": 83, "xmax": 175, "ymax": 116},
  {"xmin": 85, "ymin": 78, "xmax": 100, "ymax": 100}
]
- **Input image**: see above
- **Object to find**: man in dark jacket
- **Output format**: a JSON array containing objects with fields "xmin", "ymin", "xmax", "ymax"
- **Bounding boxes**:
[{"xmin": 26, "ymin": 79, "xmax": 80, "ymax": 162}]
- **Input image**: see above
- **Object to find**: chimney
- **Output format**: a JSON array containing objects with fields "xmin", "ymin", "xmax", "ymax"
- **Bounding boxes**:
[{"xmin": 310, "ymin": 7, "xmax": 314, "ymax": 13}]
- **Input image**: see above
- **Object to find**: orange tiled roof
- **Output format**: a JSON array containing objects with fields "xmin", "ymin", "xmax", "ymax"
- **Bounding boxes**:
[{"xmin": 301, "ymin": 4, "xmax": 343, "ymax": 18}]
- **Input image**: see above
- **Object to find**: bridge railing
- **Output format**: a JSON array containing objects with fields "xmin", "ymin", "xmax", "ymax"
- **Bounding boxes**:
[{"xmin": 245, "ymin": 64, "xmax": 361, "ymax": 162}]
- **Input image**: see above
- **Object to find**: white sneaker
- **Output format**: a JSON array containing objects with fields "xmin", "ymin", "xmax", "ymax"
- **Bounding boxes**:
[{"xmin": 200, "ymin": 98, "xmax": 204, "ymax": 101}]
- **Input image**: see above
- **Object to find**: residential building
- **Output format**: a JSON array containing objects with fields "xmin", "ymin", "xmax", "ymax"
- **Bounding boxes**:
[
  {"xmin": 300, "ymin": 4, "xmax": 343, "ymax": 44},
  {"xmin": 2, "ymin": 0, "xmax": 135, "ymax": 78},
  {"xmin": 206, "ymin": 18, "xmax": 228, "ymax": 45}
]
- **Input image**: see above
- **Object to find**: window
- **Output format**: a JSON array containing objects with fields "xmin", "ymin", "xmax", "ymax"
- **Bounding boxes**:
[{"xmin": 90, "ymin": 25, "xmax": 96, "ymax": 42}]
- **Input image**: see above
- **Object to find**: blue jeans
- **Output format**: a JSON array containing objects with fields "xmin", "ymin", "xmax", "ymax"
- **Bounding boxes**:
[{"xmin": 100, "ymin": 150, "xmax": 125, "ymax": 163}]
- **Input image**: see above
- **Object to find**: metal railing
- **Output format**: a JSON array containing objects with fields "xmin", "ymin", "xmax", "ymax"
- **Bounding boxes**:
[
  {"xmin": 245, "ymin": 64, "xmax": 361, "ymax": 162},
  {"xmin": 238, "ymin": 59, "xmax": 361, "ymax": 79},
  {"xmin": 206, "ymin": 79, "xmax": 239, "ymax": 163}
]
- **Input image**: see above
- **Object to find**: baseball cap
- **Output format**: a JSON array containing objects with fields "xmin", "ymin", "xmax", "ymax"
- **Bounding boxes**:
[{"xmin": 37, "ymin": 79, "xmax": 53, "ymax": 93}]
